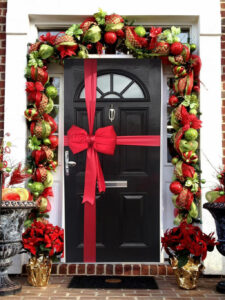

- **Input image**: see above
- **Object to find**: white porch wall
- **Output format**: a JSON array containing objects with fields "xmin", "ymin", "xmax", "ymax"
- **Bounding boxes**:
[{"xmin": 5, "ymin": 0, "xmax": 223, "ymax": 274}]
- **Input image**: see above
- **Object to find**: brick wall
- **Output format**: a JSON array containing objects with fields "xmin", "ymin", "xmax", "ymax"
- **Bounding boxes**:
[
  {"xmin": 0, "ymin": 0, "xmax": 6, "ymax": 141},
  {"xmin": 221, "ymin": 0, "xmax": 225, "ymax": 165}
]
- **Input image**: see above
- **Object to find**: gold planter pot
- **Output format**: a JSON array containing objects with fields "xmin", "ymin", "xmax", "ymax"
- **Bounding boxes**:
[
  {"xmin": 26, "ymin": 255, "xmax": 52, "ymax": 287},
  {"xmin": 170, "ymin": 257, "xmax": 204, "ymax": 290}
]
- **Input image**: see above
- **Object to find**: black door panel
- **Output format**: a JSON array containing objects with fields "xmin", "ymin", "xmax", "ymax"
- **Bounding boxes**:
[{"xmin": 65, "ymin": 59, "xmax": 161, "ymax": 262}]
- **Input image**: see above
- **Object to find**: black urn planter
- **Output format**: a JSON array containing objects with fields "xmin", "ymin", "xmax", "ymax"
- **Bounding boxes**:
[
  {"xmin": 203, "ymin": 202, "xmax": 225, "ymax": 294},
  {"xmin": 0, "ymin": 200, "xmax": 36, "ymax": 296}
]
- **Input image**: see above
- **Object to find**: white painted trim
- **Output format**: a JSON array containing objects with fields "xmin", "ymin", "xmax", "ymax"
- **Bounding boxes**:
[{"xmin": 5, "ymin": 0, "xmax": 223, "ymax": 272}]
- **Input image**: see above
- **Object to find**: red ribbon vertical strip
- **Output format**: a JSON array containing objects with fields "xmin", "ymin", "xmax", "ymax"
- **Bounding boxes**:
[
  {"xmin": 84, "ymin": 201, "xmax": 96, "ymax": 262},
  {"xmin": 83, "ymin": 59, "xmax": 98, "ymax": 262},
  {"xmin": 84, "ymin": 59, "xmax": 97, "ymax": 135}
]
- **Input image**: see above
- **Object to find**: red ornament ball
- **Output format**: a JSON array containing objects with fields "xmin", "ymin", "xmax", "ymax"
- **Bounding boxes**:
[
  {"xmin": 170, "ymin": 181, "xmax": 183, "ymax": 195},
  {"xmin": 48, "ymin": 135, "xmax": 58, "ymax": 149},
  {"xmin": 104, "ymin": 32, "xmax": 117, "ymax": 44},
  {"xmin": 116, "ymin": 29, "xmax": 125, "ymax": 38},
  {"xmin": 169, "ymin": 95, "xmax": 179, "ymax": 107},
  {"xmin": 170, "ymin": 42, "xmax": 183, "ymax": 55}
]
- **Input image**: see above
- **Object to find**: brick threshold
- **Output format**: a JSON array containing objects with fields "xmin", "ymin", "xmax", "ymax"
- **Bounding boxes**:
[{"xmin": 22, "ymin": 263, "xmax": 173, "ymax": 276}]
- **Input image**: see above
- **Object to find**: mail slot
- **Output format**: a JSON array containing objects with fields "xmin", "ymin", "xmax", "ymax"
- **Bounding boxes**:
[{"xmin": 105, "ymin": 181, "xmax": 128, "ymax": 188}]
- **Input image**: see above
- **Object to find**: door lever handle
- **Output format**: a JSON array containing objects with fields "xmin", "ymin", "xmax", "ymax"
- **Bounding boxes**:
[
  {"xmin": 65, "ymin": 150, "xmax": 76, "ymax": 176},
  {"xmin": 68, "ymin": 161, "xmax": 77, "ymax": 167}
]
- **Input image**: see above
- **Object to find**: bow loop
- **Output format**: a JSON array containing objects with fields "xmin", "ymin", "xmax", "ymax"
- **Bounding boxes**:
[
  {"xmin": 94, "ymin": 126, "xmax": 117, "ymax": 155},
  {"xmin": 67, "ymin": 125, "xmax": 89, "ymax": 154}
]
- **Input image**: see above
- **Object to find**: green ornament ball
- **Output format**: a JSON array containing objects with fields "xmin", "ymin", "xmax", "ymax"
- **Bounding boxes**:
[
  {"xmin": 27, "ymin": 169, "xmax": 33, "ymax": 174},
  {"xmin": 184, "ymin": 128, "xmax": 198, "ymax": 141},
  {"xmin": 30, "ymin": 182, "xmax": 44, "ymax": 194},
  {"xmin": 44, "ymin": 171, "xmax": 53, "ymax": 188},
  {"xmin": 201, "ymin": 179, "xmax": 206, "ymax": 184},
  {"xmin": 39, "ymin": 44, "xmax": 54, "ymax": 59},
  {"xmin": 27, "ymin": 182, "xmax": 33, "ymax": 189},
  {"xmin": 5, "ymin": 167, "xmax": 11, "ymax": 172},
  {"xmin": 189, "ymin": 109, "xmax": 197, "ymax": 115},
  {"xmin": 33, "ymin": 191, "xmax": 40, "ymax": 198},
  {"xmin": 171, "ymin": 157, "xmax": 179, "ymax": 165},
  {"xmin": 78, "ymin": 50, "xmax": 88, "ymax": 58},
  {"xmin": 45, "ymin": 86, "xmax": 58, "ymax": 99},
  {"xmin": 134, "ymin": 26, "xmax": 146, "ymax": 37},
  {"xmin": 219, "ymin": 191, "xmax": 225, "ymax": 195},
  {"xmin": 43, "ymin": 138, "xmax": 51, "ymax": 146},
  {"xmin": 45, "ymin": 99, "xmax": 54, "ymax": 114},
  {"xmin": 190, "ymin": 43, "xmax": 197, "ymax": 52}
]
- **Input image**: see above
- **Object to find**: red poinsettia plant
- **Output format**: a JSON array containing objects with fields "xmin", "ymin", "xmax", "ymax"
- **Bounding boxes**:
[
  {"xmin": 22, "ymin": 221, "xmax": 64, "ymax": 261},
  {"xmin": 161, "ymin": 222, "xmax": 218, "ymax": 267}
]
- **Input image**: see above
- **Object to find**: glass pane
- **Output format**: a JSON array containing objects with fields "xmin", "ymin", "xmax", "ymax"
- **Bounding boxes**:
[
  {"xmin": 80, "ymin": 88, "xmax": 85, "ymax": 98},
  {"xmin": 79, "ymin": 88, "xmax": 101, "ymax": 98},
  {"xmin": 122, "ymin": 82, "xmax": 144, "ymax": 98},
  {"xmin": 179, "ymin": 32, "xmax": 189, "ymax": 44},
  {"xmin": 38, "ymin": 31, "xmax": 64, "ymax": 37},
  {"xmin": 113, "ymin": 74, "xmax": 132, "ymax": 93},
  {"xmin": 52, "ymin": 78, "xmax": 60, "ymax": 90},
  {"xmin": 104, "ymin": 94, "xmax": 120, "ymax": 98},
  {"xmin": 97, "ymin": 74, "xmax": 110, "ymax": 93},
  {"xmin": 97, "ymin": 91, "xmax": 101, "ymax": 98}
]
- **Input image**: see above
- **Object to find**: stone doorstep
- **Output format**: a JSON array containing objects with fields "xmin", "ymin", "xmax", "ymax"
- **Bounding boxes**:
[{"xmin": 22, "ymin": 263, "xmax": 173, "ymax": 276}]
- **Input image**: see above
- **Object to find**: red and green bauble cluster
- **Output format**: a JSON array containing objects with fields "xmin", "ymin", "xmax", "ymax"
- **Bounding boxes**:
[
  {"xmin": 168, "ymin": 44, "xmax": 202, "ymax": 225},
  {"xmin": 25, "ymin": 9, "xmax": 202, "ymax": 227},
  {"xmin": 205, "ymin": 169, "xmax": 225, "ymax": 204}
]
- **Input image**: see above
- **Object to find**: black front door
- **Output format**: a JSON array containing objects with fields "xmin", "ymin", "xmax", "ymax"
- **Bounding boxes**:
[{"xmin": 64, "ymin": 59, "xmax": 161, "ymax": 262}]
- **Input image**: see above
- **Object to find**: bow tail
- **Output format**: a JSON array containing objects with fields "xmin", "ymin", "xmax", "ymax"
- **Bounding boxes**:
[
  {"xmin": 82, "ymin": 147, "xmax": 97, "ymax": 205},
  {"xmin": 83, "ymin": 147, "xmax": 99, "ymax": 262},
  {"xmin": 95, "ymin": 151, "xmax": 106, "ymax": 193}
]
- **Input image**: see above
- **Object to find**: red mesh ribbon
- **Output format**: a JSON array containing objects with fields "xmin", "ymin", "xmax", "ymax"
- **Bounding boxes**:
[{"xmin": 64, "ymin": 59, "xmax": 160, "ymax": 262}]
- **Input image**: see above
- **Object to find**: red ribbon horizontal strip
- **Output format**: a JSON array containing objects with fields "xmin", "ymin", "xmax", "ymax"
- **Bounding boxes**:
[
  {"xmin": 116, "ymin": 135, "xmax": 160, "ymax": 146},
  {"xmin": 64, "ymin": 59, "xmax": 161, "ymax": 262}
]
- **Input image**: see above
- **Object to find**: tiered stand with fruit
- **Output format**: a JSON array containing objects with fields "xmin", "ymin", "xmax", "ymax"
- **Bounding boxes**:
[
  {"xmin": 204, "ymin": 170, "xmax": 225, "ymax": 294},
  {"xmin": 0, "ymin": 138, "xmax": 36, "ymax": 296}
]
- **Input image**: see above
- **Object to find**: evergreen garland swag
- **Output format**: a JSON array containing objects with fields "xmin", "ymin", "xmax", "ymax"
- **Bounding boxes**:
[{"xmin": 24, "ymin": 9, "xmax": 202, "ymax": 228}]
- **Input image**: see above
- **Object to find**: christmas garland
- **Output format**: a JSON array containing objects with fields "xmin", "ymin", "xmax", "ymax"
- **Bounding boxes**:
[{"xmin": 24, "ymin": 9, "xmax": 202, "ymax": 226}]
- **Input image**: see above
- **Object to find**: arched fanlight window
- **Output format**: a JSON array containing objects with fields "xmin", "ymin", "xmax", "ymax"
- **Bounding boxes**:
[{"xmin": 78, "ymin": 72, "xmax": 148, "ymax": 100}]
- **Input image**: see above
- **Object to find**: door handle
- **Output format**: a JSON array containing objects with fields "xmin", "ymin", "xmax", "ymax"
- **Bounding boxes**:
[
  {"xmin": 65, "ymin": 150, "xmax": 77, "ymax": 176},
  {"xmin": 105, "ymin": 181, "xmax": 128, "ymax": 188}
]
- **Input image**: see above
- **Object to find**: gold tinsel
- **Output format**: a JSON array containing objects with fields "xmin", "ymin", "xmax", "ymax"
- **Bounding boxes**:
[
  {"xmin": 26, "ymin": 255, "xmax": 52, "ymax": 287},
  {"xmin": 170, "ymin": 257, "xmax": 204, "ymax": 290}
]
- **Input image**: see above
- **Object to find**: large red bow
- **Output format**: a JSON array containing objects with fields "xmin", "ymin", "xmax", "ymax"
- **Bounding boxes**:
[{"xmin": 65, "ymin": 125, "xmax": 117, "ymax": 205}]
